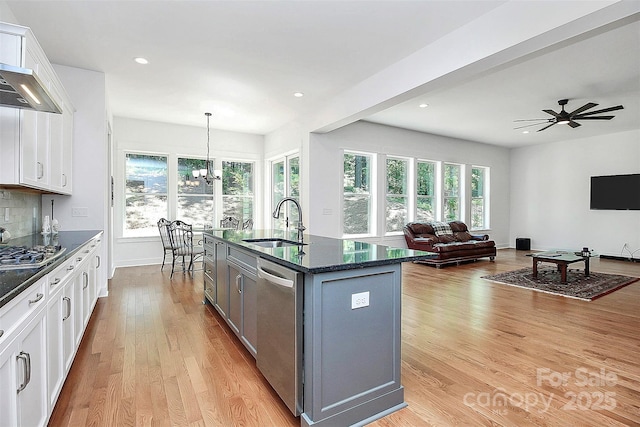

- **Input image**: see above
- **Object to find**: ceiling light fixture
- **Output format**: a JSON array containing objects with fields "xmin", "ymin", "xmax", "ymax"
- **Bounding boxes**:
[
  {"xmin": 134, "ymin": 57, "xmax": 149, "ymax": 65},
  {"xmin": 192, "ymin": 112, "xmax": 221, "ymax": 184},
  {"xmin": 419, "ymin": 103, "xmax": 428, "ymax": 108},
  {"xmin": 294, "ymin": 92, "xmax": 304, "ymax": 97}
]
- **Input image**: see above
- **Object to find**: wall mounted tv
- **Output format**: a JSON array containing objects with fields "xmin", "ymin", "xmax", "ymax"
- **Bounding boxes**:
[{"xmin": 590, "ymin": 174, "xmax": 640, "ymax": 210}]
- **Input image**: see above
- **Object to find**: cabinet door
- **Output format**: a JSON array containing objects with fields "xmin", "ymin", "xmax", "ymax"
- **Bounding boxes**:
[
  {"xmin": 46, "ymin": 290, "xmax": 64, "ymax": 408},
  {"xmin": 20, "ymin": 50, "xmax": 49, "ymax": 189},
  {"xmin": 0, "ymin": 339, "xmax": 18, "ymax": 426},
  {"xmin": 16, "ymin": 309, "xmax": 48, "ymax": 427},
  {"xmin": 214, "ymin": 241, "xmax": 228, "ymax": 317},
  {"xmin": 228, "ymin": 263, "xmax": 242, "ymax": 334},
  {"xmin": 62, "ymin": 279, "xmax": 75, "ymax": 372}
]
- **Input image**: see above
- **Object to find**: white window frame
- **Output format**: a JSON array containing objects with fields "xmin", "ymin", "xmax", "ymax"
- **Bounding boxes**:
[
  {"xmin": 342, "ymin": 150, "xmax": 376, "ymax": 238},
  {"xmin": 385, "ymin": 156, "xmax": 410, "ymax": 235},
  {"xmin": 442, "ymin": 162, "xmax": 463, "ymax": 222},
  {"xmin": 470, "ymin": 165, "xmax": 490, "ymax": 230}
]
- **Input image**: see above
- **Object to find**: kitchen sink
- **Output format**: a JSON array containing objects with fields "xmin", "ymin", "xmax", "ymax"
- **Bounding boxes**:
[{"xmin": 243, "ymin": 238, "xmax": 306, "ymax": 248}]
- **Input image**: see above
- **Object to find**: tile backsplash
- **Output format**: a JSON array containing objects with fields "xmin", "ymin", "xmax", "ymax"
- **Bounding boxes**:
[{"xmin": 0, "ymin": 189, "xmax": 42, "ymax": 240}]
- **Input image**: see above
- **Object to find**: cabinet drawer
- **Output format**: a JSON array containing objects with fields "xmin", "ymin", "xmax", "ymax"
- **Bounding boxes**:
[
  {"xmin": 47, "ymin": 257, "xmax": 76, "ymax": 294},
  {"xmin": 204, "ymin": 257, "xmax": 214, "ymax": 281},
  {"xmin": 0, "ymin": 277, "xmax": 46, "ymax": 345},
  {"xmin": 227, "ymin": 247, "xmax": 257, "ymax": 273}
]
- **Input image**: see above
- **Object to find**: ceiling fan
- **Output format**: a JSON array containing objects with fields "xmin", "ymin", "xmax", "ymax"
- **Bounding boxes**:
[{"xmin": 514, "ymin": 99, "xmax": 624, "ymax": 132}]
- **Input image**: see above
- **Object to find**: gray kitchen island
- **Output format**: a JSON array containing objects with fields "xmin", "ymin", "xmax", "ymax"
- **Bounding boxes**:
[{"xmin": 202, "ymin": 229, "xmax": 434, "ymax": 427}]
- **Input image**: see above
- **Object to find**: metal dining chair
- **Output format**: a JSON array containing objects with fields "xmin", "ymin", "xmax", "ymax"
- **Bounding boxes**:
[
  {"xmin": 157, "ymin": 218, "xmax": 173, "ymax": 271},
  {"xmin": 166, "ymin": 220, "xmax": 204, "ymax": 278},
  {"xmin": 220, "ymin": 216, "xmax": 240, "ymax": 229},
  {"xmin": 242, "ymin": 218, "xmax": 253, "ymax": 230}
]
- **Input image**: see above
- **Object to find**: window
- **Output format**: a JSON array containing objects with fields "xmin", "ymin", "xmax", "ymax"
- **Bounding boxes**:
[
  {"xmin": 271, "ymin": 155, "xmax": 300, "ymax": 230},
  {"xmin": 177, "ymin": 157, "xmax": 214, "ymax": 228},
  {"xmin": 471, "ymin": 166, "xmax": 488, "ymax": 230},
  {"xmin": 343, "ymin": 152, "xmax": 372, "ymax": 235},
  {"xmin": 222, "ymin": 161, "xmax": 254, "ymax": 223},
  {"xmin": 386, "ymin": 157, "xmax": 408, "ymax": 232},
  {"xmin": 416, "ymin": 160, "xmax": 436, "ymax": 222},
  {"xmin": 124, "ymin": 153, "xmax": 167, "ymax": 236},
  {"xmin": 443, "ymin": 163, "xmax": 461, "ymax": 221}
]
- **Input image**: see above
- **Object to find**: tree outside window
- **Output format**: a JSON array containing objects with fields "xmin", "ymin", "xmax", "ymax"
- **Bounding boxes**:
[
  {"xmin": 124, "ymin": 154, "xmax": 167, "ymax": 236},
  {"xmin": 471, "ymin": 166, "xmax": 487, "ymax": 229},
  {"xmin": 177, "ymin": 157, "xmax": 214, "ymax": 229},
  {"xmin": 386, "ymin": 157, "xmax": 408, "ymax": 232},
  {"xmin": 222, "ymin": 161, "xmax": 254, "ymax": 223},
  {"xmin": 443, "ymin": 163, "xmax": 461, "ymax": 221},
  {"xmin": 417, "ymin": 161, "xmax": 436, "ymax": 222},
  {"xmin": 343, "ymin": 152, "xmax": 371, "ymax": 235}
]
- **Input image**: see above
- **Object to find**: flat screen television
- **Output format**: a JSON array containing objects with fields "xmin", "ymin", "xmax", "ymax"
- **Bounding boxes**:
[{"xmin": 590, "ymin": 174, "xmax": 640, "ymax": 210}]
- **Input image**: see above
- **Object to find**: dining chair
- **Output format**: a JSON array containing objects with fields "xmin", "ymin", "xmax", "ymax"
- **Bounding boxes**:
[
  {"xmin": 220, "ymin": 216, "xmax": 240, "ymax": 229},
  {"xmin": 157, "ymin": 218, "xmax": 173, "ymax": 271},
  {"xmin": 242, "ymin": 218, "xmax": 253, "ymax": 230},
  {"xmin": 166, "ymin": 220, "xmax": 204, "ymax": 278}
]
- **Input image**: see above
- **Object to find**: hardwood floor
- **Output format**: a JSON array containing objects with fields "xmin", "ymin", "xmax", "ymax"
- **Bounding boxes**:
[{"xmin": 49, "ymin": 249, "xmax": 640, "ymax": 426}]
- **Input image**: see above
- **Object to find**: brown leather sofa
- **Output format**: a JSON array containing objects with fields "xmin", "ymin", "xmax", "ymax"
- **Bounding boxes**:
[{"xmin": 403, "ymin": 221, "xmax": 496, "ymax": 267}]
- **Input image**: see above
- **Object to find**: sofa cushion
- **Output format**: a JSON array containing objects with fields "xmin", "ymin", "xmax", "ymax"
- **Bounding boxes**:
[
  {"xmin": 449, "ymin": 221, "xmax": 469, "ymax": 232},
  {"xmin": 438, "ymin": 234, "xmax": 456, "ymax": 243},
  {"xmin": 408, "ymin": 222, "xmax": 435, "ymax": 236},
  {"xmin": 432, "ymin": 240, "xmax": 495, "ymax": 253},
  {"xmin": 454, "ymin": 231, "xmax": 473, "ymax": 242},
  {"xmin": 430, "ymin": 221, "xmax": 453, "ymax": 237}
]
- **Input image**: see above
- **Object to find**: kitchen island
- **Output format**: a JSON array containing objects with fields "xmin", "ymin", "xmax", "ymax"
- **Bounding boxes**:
[{"xmin": 203, "ymin": 229, "xmax": 434, "ymax": 427}]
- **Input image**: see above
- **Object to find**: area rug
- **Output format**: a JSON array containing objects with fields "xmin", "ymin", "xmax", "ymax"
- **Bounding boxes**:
[{"xmin": 481, "ymin": 268, "xmax": 639, "ymax": 301}]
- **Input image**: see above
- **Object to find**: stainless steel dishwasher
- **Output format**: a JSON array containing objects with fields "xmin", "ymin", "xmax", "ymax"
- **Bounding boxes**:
[{"xmin": 256, "ymin": 257, "xmax": 303, "ymax": 416}]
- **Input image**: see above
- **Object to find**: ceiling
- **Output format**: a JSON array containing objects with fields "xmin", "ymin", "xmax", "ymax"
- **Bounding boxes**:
[{"xmin": 4, "ymin": 1, "xmax": 639, "ymax": 148}]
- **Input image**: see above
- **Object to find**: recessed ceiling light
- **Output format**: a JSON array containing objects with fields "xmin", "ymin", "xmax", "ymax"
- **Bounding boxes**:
[
  {"xmin": 134, "ymin": 57, "xmax": 149, "ymax": 65},
  {"xmin": 294, "ymin": 92, "xmax": 304, "ymax": 98},
  {"xmin": 418, "ymin": 103, "xmax": 428, "ymax": 108},
  {"xmin": 522, "ymin": 130, "xmax": 529, "ymax": 134}
]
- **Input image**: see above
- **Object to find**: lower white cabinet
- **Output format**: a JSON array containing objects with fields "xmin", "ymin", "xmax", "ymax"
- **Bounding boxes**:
[
  {"xmin": 0, "ymin": 286, "xmax": 48, "ymax": 427},
  {"xmin": 0, "ymin": 234, "xmax": 102, "ymax": 427}
]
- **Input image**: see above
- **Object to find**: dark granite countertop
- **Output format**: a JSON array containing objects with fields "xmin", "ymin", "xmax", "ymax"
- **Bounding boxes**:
[
  {"xmin": 0, "ymin": 230, "xmax": 103, "ymax": 310},
  {"xmin": 205, "ymin": 229, "xmax": 435, "ymax": 274}
]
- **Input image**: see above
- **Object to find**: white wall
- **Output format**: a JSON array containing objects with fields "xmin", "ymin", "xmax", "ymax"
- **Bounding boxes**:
[
  {"xmin": 47, "ymin": 65, "xmax": 110, "ymax": 296},
  {"xmin": 510, "ymin": 129, "xmax": 640, "ymax": 257},
  {"xmin": 112, "ymin": 117, "xmax": 264, "ymax": 267},
  {"xmin": 307, "ymin": 121, "xmax": 511, "ymax": 248}
]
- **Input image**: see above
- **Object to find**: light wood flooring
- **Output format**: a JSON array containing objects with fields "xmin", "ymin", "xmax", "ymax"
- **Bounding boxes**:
[{"xmin": 49, "ymin": 249, "xmax": 640, "ymax": 426}]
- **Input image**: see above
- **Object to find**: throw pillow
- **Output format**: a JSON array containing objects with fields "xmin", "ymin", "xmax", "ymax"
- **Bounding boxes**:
[
  {"xmin": 430, "ymin": 221, "xmax": 453, "ymax": 237},
  {"xmin": 455, "ymin": 231, "xmax": 473, "ymax": 242}
]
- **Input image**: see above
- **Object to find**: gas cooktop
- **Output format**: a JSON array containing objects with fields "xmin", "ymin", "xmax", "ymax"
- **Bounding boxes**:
[{"xmin": 0, "ymin": 245, "xmax": 66, "ymax": 271}]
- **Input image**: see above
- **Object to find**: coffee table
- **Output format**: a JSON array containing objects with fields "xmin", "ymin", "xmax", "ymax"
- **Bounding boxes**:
[{"xmin": 529, "ymin": 250, "xmax": 596, "ymax": 284}]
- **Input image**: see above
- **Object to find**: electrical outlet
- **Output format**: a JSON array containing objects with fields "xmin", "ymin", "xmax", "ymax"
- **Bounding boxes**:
[
  {"xmin": 72, "ymin": 207, "xmax": 89, "ymax": 217},
  {"xmin": 351, "ymin": 291, "xmax": 370, "ymax": 309}
]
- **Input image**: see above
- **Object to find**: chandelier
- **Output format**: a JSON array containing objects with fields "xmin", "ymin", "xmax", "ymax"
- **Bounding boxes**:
[{"xmin": 192, "ymin": 112, "xmax": 221, "ymax": 184}]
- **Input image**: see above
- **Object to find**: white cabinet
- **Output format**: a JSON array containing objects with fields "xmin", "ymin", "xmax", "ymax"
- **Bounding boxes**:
[
  {"xmin": 0, "ymin": 22, "xmax": 73, "ymax": 194},
  {"xmin": 46, "ymin": 256, "xmax": 76, "ymax": 408},
  {"xmin": 0, "ymin": 277, "xmax": 48, "ymax": 427}
]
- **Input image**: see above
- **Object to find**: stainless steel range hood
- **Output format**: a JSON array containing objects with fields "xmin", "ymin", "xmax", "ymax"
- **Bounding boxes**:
[{"xmin": 0, "ymin": 63, "xmax": 62, "ymax": 114}]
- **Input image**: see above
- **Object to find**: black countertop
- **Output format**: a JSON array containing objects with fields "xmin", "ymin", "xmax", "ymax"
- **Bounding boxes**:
[
  {"xmin": 205, "ymin": 229, "xmax": 436, "ymax": 274},
  {"xmin": 0, "ymin": 230, "xmax": 103, "ymax": 309}
]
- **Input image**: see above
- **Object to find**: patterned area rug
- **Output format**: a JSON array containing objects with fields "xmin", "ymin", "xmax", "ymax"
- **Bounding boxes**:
[{"xmin": 482, "ymin": 267, "xmax": 639, "ymax": 301}]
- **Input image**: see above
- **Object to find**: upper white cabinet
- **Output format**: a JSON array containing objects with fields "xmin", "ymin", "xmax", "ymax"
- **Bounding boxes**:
[{"xmin": 0, "ymin": 22, "xmax": 74, "ymax": 195}]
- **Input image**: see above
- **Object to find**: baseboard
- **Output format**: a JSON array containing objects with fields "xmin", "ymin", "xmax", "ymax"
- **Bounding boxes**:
[{"xmin": 599, "ymin": 254, "xmax": 640, "ymax": 263}]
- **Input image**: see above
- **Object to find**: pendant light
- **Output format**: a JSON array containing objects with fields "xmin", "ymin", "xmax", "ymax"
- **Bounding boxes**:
[{"xmin": 192, "ymin": 112, "xmax": 221, "ymax": 184}]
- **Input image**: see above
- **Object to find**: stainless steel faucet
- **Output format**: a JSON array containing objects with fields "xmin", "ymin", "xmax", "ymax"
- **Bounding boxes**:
[{"xmin": 272, "ymin": 197, "xmax": 306, "ymax": 243}]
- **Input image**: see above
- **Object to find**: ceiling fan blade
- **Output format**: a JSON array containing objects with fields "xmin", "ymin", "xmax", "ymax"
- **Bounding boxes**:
[
  {"xmin": 537, "ymin": 122, "xmax": 557, "ymax": 132},
  {"xmin": 542, "ymin": 109, "xmax": 560, "ymax": 118},
  {"xmin": 514, "ymin": 122, "xmax": 550, "ymax": 130},
  {"xmin": 569, "ymin": 102, "xmax": 598, "ymax": 116},
  {"xmin": 574, "ymin": 115, "xmax": 615, "ymax": 120},
  {"xmin": 513, "ymin": 118, "xmax": 551, "ymax": 122},
  {"xmin": 575, "ymin": 105, "xmax": 624, "ymax": 116},
  {"xmin": 568, "ymin": 121, "xmax": 581, "ymax": 128}
]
